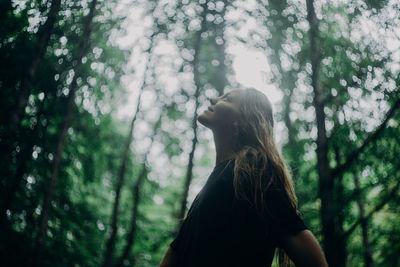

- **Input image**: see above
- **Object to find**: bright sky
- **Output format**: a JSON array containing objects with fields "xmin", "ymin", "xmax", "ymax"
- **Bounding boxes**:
[
  {"xmin": 114, "ymin": 0, "xmax": 282, "ymax": 120},
  {"xmin": 116, "ymin": 44, "xmax": 280, "ymax": 119},
  {"xmin": 230, "ymin": 43, "xmax": 282, "ymax": 104}
]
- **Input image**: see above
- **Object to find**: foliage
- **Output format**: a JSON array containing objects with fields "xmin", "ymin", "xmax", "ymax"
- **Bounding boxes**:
[{"xmin": 0, "ymin": 0, "xmax": 399, "ymax": 267}]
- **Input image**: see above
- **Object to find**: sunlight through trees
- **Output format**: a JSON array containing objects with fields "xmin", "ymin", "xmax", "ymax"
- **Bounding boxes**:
[{"xmin": 0, "ymin": 0, "xmax": 399, "ymax": 266}]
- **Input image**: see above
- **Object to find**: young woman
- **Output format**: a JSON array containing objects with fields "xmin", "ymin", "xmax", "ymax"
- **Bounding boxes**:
[{"xmin": 159, "ymin": 88, "xmax": 329, "ymax": 267}]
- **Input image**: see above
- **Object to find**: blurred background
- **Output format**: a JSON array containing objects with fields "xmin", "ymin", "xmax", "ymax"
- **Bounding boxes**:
[{"xmin": 0, "ymin": 0, "xmax": 399, "ymax": 266}]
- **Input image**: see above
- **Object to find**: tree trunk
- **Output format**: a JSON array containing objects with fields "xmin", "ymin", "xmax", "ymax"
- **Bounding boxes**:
[
  {"xmin": 305, "ymin": 1, "xmax": 346, "ymax": 266},
  {"xmin": 33, "ymin": 72, "xmax": 75, "ymax": 267},
  {"xmin": 115, "ymin": 165, "xmax": 146, "ymax": 267},
  {"xmin": 33, "ymin": 0, "xmax": 97, "ymax": 265},
  {"xmin": 0, "ymin": 109, "xmax": 44, "ymax": 226},
  {"xmin": 176, "ymin": 1, "xmax": 209, "ymax": 229},
  {"xmin": 101, "ymin": 109, "xmax": 138, "ymax": 267},
  {"xmin": 333, "ymin": 145, "xmax": 345, "ymax": 241},
  {"xmin": 115, "ymin": 117, "xmax": 162, "ymax": 267},
  {"xmin": 0, "ymin": 93, "xmax": 48, "ymax": 241},
  {"xmin": 282, "ymin": 86, "xmax": 299, "ymax": 172},
  {"xmin": 0, "ymin": 0, "xmax": 62, "ymax": 222},
  {"xmin": 0, "ymin": 0, "xmax": 12, "ymax": 21},
  {"xmin": 353, "ymin": 171, "xmax": 373, "ymax": 267},
  {"xmin": 11, "ymin": 0, "xmax": 62, "ymax": 130},
  {"xmin": 101, "ymin": 35, "xmax": 156, "ymax": 267},
  {"xmin": 213, "ymin": 0, "xmax": 227, "ymax": 96},
  {"xmin": 260, "ymin": 0, "xmax": 299, "ymax": 166}
]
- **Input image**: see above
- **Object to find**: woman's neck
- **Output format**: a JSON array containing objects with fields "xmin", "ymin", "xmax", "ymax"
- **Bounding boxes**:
[{"xmin": 212, "ymin": 130, "xmax": 236, "ymax": 165}]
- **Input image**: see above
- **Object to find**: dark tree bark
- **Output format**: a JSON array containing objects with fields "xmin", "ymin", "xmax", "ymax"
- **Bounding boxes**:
[
  {"xmin": 283, "ymin": 88, "xmax": 296, "ymax": 148},
  {"xmin": 305, "ymin": 1, "xmax": 346, "ymax": 266},
  {"xmin": 115, "ymin": 117, "xmax": 162, "ymax": 267},
  {"xmin": 0, "ymin": 93, "xmax": 50, "ymax": 241},
  {"xmin": 101, "ymin": 108, "xmax": 139, "ymax": 267},
  {"xmin": 333, "ymin": 145, "xmax": 345, "ymax": 242},
  {"xmin": 213, "ymin": 0, "xmax": 227, "ymax": 96},
  {"xmin": 0, "ymin": 0, "xmax": 12, "ymax": 21},
  {"xmin": 115, "ymin": 165, "xmax": 147, "ymax": 267},
  {"xmin": 0, "ymin": 105, "xmax": 45, "ymax": 226},
  {"xmin": 11, "ymin": 0, "xmax": 62, "ymax": 130},
  {"xmin": 0, "ymin": 0, "xmax": 62, "ymax": 222},
  {"xmin": 33, "ymin": 1, "xmax": 98, "ymax": 265},
  {"xmin": 353, "ymin": 171, "xmax": 373, "ymax": 267},
  {"xmin": 257, "ymin": 0, "xmax": 299, "ymax": 166},
  {"xmin": 176, "ymin": 1, "xmax": 210, "ymax": 229},
  {"xmin": 281, "ymin": 84, "xmax": 300, "ymax": 177},
  {"xmin": 101, "ymin": 37, "xmax": 155, "ymax": 267}
]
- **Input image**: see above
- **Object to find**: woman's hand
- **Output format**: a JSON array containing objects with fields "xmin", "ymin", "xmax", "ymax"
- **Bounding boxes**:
[{"xmin": 280, "ymin": 230, "xmax": 329, "ymax": 267}]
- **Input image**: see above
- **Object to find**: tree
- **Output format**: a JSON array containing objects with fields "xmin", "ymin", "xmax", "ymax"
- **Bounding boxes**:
[
  {"xmin": 33, "ymin": 0, "xmax": 98, "ymax": 265},
  {"xmin": 101, "ymin": 29, "xmax": 157, "ymax": 267},
  {"xmin": 0, "ymin": 0, "xmax": 62, "ymax": 223},
  {"xmin": 115, "ymin": 116, "xmax": 162, "ymax": 267},
  {"xmin": 176, "ymin": 0, "xmax": 209, "ymax": 228},
  {"xmin": 11, "ymin": 0, "xmax": 62, "ymax": 130},
  {"xmin": 305, "ymin": 1, "xmax": 346, "ymax": 266},
  {"xmin": 1, "ymin": 1, "xmax": 399, "ymax": 267},
  {"xmin": 249, "ymin": 0, "xmax": 400, "ymax": 265}
]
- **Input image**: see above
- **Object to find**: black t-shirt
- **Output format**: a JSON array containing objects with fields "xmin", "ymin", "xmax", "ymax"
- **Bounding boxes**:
[{"xmin": 170, "ymin": 159, "xmax": 307, "ymax": 267}]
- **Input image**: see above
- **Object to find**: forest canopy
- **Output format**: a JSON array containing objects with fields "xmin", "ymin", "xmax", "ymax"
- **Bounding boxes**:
[{"xmin": 0, "ymin": 0, "xmax": 399, "ymax": 267}]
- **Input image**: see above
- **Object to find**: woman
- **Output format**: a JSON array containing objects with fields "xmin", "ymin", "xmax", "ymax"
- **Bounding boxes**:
[{"xmin": 159, "ymin": 88, "xmax": 329, "ymax": 267}]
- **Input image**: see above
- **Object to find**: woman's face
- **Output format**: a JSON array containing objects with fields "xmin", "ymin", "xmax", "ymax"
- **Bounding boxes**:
[{"xmin": 197, "ymin": 89, "xmax": 243, "ymax": 132}]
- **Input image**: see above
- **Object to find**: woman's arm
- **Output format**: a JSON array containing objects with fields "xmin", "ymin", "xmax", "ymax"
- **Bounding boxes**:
[
  {"xmin": 280, "ymin": 229, "xmax": 329, "ymax": 267},
  {"xmin": 159, "ymin": 247, "xmax": 177, "ymax": 267}
]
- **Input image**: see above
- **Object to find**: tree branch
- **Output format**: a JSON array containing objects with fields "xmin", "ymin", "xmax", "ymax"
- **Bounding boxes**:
[
  {"xmin": 341, "ymin": 179, "xmax": 400, "ymax": 241},
  {"xmin": 332, "ymin": 97, "xmax": 400, "ymax": 177}
]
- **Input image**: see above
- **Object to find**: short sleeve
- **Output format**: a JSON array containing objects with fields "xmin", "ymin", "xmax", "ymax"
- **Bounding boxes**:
[
  {"xmin": 169, "ymin": 219, "xmax": 186, "ymax": 251},
  {"xmin": 262, "ymin": 186, "xmax": 307, "ymax": 243},
  {"xmin": 169, "ymin": 235, "xmax": 179, "ymax": 250}
]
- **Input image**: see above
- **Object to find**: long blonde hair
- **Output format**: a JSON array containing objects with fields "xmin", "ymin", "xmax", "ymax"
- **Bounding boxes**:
[{"xmin": 232, "ymin": 88, "xmax": 298, "ymax": 267}]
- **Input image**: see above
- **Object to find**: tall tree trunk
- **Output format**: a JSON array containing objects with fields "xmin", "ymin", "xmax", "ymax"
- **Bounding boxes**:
[
  {"xmin": 102, "ymin": 30, "xmax": 156, "ymax": 267},
  {"xmin": 0, "ymin": 0, "xmax": 12, "ymax": 22},
  {"xmin": 259, "ymin": 0, "xmax": 299, "ymax": 166},
  {"xmin": 213, "ymin": 0, "xmax": 227, "ymax": 96},
  {"xmin": 115, "ymin": 117, "xmax": 162, "ymax": 267},
  {"xmin": 0, "ymin": 0, "xmax": 62, "ymax": 222},
  {"xmin": 305, "ymin": 1, "xmax": 346, "ymax": 266},
  {"xmin": 0, "ymin": 93, "xmax": 48, "ymax": 254},
  {"xmin": 115, "ymin": 165, "xmax": 147, "ymax": 267},
  {"xmin": 11, "ymin": 0, "xmax": 62, "ymax": 130},
  {"xmin": 32, "ymin": 1, "xmax": 97, "ymax": 265},
  {"xmin": 0, "ymin": 106, "xmax": 45, "ymax": 226},
  {"xmin": 176, "ymin": 1, "xmax": 209, "ymax": 229},
  {"xmin": 353, "ymin": 171, "xmax": 373, "ymax": 267},
  {"xmin": 282, "ymin": 87, "xmax": 299, "ymax": 172},
  {"xmin": 333, "ymin": 145, "xmax": 345, "ymax": 240}
]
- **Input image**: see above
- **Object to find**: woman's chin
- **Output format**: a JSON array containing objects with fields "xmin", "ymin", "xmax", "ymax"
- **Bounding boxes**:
[{"xmin": 197, "ymin": 112, "xmax": 213, "ymax": 128}]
